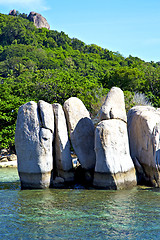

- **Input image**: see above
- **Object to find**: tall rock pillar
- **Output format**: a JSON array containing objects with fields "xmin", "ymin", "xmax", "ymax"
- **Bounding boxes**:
[{"xmin": 15, "ymin": 101, "xmax": 54, "ymax": 189}]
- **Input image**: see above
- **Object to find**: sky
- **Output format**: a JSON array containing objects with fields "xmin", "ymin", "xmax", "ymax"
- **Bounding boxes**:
[{"xmin": 0, "ymin": 0, "xmax": 160, "ymax": 62}]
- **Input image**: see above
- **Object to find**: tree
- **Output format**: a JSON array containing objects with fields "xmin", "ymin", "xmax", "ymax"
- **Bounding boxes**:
[{"xmin": 102, "ymin": 67, "xmax": 145, "ymax": 91}]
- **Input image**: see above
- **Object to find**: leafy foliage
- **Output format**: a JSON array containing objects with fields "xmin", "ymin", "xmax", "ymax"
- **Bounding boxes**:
[{"xmin": 0, "ymin": 12, "xmax": 159, "ymax": 149}]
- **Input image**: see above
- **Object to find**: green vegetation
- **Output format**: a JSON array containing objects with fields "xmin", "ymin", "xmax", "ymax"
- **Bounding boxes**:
[{"xmin": 0, "ymin": 12, "xmax": 160, "ymax": 149}]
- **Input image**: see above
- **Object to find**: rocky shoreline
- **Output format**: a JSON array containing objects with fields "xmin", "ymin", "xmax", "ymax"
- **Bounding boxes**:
[
  {"xmin": 14, "ymin": 87, "xmax": 137, "ymax": 190},
  {"xmin": 0, "ymin": 149, "xmax": 17, "ymax": 168},
  {"xmin": 0, "ymin": 160, "xmax": 17, "ymax": 168},
  {"xmin": 2, "ymin": 87, "xmax": 160, "ymax": 190}
]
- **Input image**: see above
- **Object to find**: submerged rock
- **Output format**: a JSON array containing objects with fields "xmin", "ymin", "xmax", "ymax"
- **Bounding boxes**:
[
  {"xmin": 93, "ymin": 119, "xmax": 136, "ymax": 189},
  {"xmin": 100, "ymin": 87, "xmax": 127, "ymax": 123},
  {"xmin": 127, "ymin": 106, "xmax": 160, "ymax": 187},
  {"xmin": 63, "ymin": 97, "xmax": 96, "ymax": 171},
  {"xmin": 15, "ymin": 101, "xmax": 54, "ymax": 189},
  {"xmin": 53, "ymin": 103, "xmax": 74, "ymax": 182}
]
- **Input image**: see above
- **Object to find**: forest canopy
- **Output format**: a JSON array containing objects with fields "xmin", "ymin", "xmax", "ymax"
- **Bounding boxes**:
[{"xmin": 0, "ymin": 12, "xmax": 160, "ymax": 149}]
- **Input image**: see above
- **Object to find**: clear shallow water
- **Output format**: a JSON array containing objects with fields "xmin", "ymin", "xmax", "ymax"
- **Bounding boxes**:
[{"xmin": 1, "ymin": 168, "xmax": 160, "ymax": 240}]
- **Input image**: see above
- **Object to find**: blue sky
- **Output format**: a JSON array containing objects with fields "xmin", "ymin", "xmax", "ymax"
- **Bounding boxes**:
[{"xmin": 1, "ymin": 0, "xmax": 160, "ymax": 62}]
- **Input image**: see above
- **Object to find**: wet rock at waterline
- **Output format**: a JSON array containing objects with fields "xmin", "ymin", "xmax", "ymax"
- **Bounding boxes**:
[
  {"xmin": 15, "ymin": 101, "xmax": 54, "ymax": 189},
  {"xmin": 53, "ymin": 103, "xmax": 74, "ymax": 182},
  {"xmin": 100, "ymin": 87, "xmax": 127, "ymax": 123},
  {"xmin": 127, "ymin": 106, "xmax": 160, "ymax": 187},
  {"xmin": 93, "ymin": 119, "xmax": 137, "ymax": 189},
  {"xmin": 63, "ymin": 97, "xmax": 96, "ymax": 171}
]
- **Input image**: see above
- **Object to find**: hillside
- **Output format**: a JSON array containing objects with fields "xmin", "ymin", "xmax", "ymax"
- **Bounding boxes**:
[{"xmin": 0, "ymin": 12, "xmax": 160, "ymax": 149}]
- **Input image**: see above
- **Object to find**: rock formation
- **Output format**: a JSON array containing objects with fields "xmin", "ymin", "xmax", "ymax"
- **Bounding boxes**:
[
  {"xmin": 28, "ymin": 11, "xmax": 50, "ymax": 30},
  {"xmin": 127, "ymin": 106, "xmax": 160, "ymax": 187},
  {"xmin": 63, "ymin": 97, "xmax": 96, "ymax": 172},
  {"xmin": 53, "ymin": 103, "xmax": 74, "ymax": 183},
  {"xmin": 9, "ymin": 10, "xmax": 50, "ymax": 30},
  {"xmin": 93, "ymin": 119, "xmax": 136, "ymax": 189},
  {"xmin": 100, "ymin": 87, "xmax": 127, "ymax": 122},
  {"xmin": 0, "ymin": 149, "xmax": 17, "ymax": 168},
  {"xmin": 94, "ymin": 87, "xmax": 136, "ymax": 189},
  {"xmin": 15, "ymin": 101, "xmax": 54, "ymax": 189},
  {"xmin": 9, "ymin": 9, "xmax": 17, "ymax": 16},
  {"xmin": 14, "ymin": 89, "xmax": 160, "ymax": 190}
]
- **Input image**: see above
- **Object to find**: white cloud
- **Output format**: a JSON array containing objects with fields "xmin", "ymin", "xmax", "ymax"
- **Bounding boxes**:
[{"xmin": 0, "ymin": 0, "xmax": 50, "ymax": 11}]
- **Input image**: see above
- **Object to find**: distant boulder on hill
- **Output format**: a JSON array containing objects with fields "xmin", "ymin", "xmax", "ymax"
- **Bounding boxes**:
[
  {"xmin": 9, "ymin": 9, "xmax": 50, "ymax": 30},
  {"xmin": 9, "ymin": 9, "xmax": 17, "ymax": 16},
  {"xmin": 28, "ymin": 11, "xmax": 50, "ymax": 30}
]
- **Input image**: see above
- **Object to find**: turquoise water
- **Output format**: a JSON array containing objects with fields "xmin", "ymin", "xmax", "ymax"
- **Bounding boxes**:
[{"xmin": 1, "ymin": 168, "xmax": 160, "ymax": 239}]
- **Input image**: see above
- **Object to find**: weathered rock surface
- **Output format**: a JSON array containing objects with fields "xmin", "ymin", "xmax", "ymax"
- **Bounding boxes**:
[
  {"xmin": 0, "ymin": 156, "xmax": 8, "ymax": 162},
  {"xmin": 63, "ymin": 97, "xmax": 96, "ymax": 170},
  {"xmin": 15, "ymin": 101, "xmax": 54, "ymax": 189},
  {"xmin": 28, "ymin": 12, "xmax": 50, "ymax": 29},
  {"xmin": 53, "ymin": 103, "xmax": 74, "ymax": 182},
  {"xmin": 38, "ymin": 100, "xmax": 54, "ymax": 132},
  {"xmin": 127, "ymin": 106, "xmax": 160, "ymax": 187},
  {"xmin": 0, "ymin": 153, "xmax": 17, "ymax": 162},
  {"xmin": 100, "ymin": 87, "xmax": 127, "ymax": 123},
  {"xmin": 7, "ymin": 154, "xmax": 17, "ymax": 161},
  {"xmin": 93, "ymin": 119, "xmax": 136, "ymax": 189}
]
